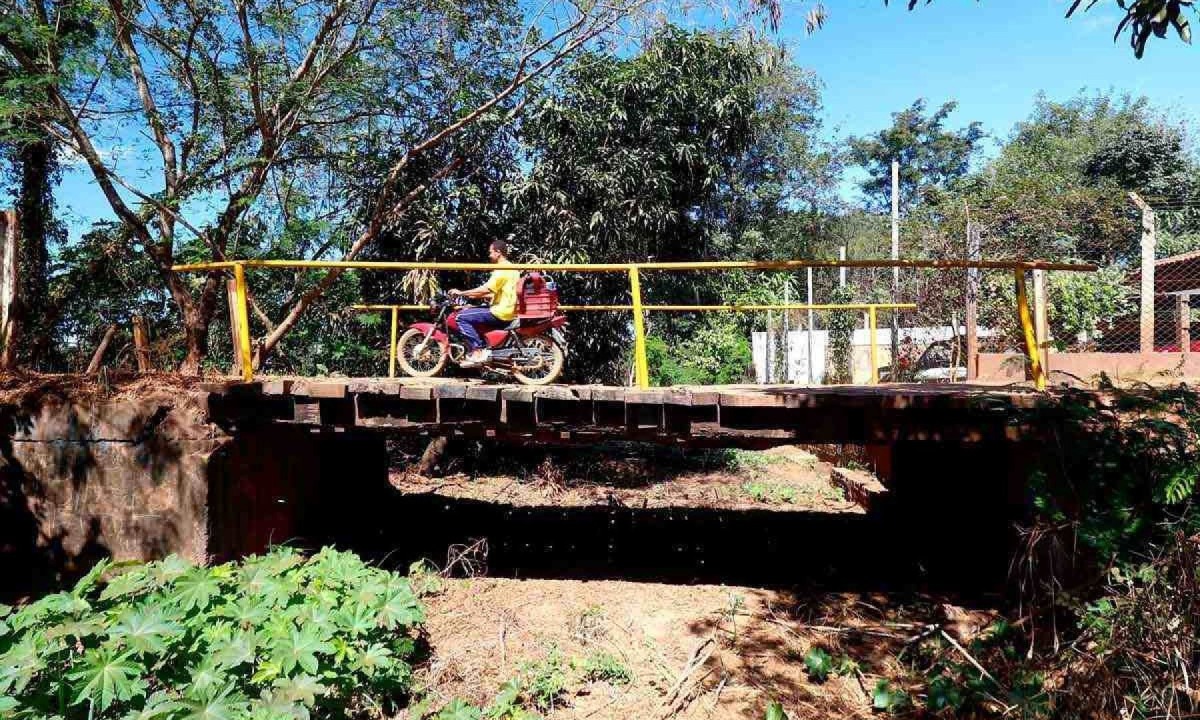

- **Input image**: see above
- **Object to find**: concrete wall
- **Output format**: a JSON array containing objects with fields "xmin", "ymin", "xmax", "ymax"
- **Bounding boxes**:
[
  {"xmin": 0, "ymin": 386, "xmax": 222, "ymax": 595},
  {"xmin": 0, "ymin": 382, "xmax": 391, "ymax": 597},
  {"xmin": 978, "ymin": 351, "xmax": 1200, "ymax": 384}
]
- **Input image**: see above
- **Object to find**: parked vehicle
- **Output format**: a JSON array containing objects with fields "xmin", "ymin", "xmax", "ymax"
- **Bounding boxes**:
[
  {"xmin": 879, "ymin": 338, "xmax": 967, "ymax": 383},
  {"xmin": 396, "ymin": 274, "xmax": 568, "ymax": 385}
]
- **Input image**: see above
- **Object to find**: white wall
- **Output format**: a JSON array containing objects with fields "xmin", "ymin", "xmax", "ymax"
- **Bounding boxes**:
[{"xmin": 752, "ymin": 326, "xmax": 983, "ymax": 384}]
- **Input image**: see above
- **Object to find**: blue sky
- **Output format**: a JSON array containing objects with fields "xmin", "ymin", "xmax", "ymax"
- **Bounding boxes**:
[
  {"xmin": 787, "ymin": 0, "xmax": 1198, "ymax": 159},
  {"xmin": 54, "ymin": 0, "xmax": 1200, "ymax": 237}
]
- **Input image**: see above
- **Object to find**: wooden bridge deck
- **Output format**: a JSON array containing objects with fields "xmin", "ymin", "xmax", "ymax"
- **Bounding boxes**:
[{"xmin": 204, "ymin": 378, "xmax": 1059, "ymax": 446}]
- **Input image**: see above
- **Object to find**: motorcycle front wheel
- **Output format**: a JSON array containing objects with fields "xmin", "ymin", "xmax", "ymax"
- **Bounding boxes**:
[
  {"xmin": 512, "ymin": 335, "xmax": 565, "ymax": 386},
  {"xmin": 396, "ymin": 328, "xmax": 448, "ymax": 377}
]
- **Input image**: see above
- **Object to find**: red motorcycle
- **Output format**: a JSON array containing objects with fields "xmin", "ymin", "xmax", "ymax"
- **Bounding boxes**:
[{"xmin": 396, "ymin": 274, "xmax": 567, "ymax": 385}]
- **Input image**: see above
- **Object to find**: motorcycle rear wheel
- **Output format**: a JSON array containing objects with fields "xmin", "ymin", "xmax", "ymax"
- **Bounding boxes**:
[
  {"xmin": 512, "ymin": 335, "xmax": 565, "ymax": 385},
  {"xmin": 396, "ymin": 328, "xmax": 448, "ymax": 377}
]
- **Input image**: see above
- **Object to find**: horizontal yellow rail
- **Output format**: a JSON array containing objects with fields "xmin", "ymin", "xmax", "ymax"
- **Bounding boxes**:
[
  {"xmin": 175, "ymin": 258, "xmax": 1095, "ymax": 273},
  {"xmin": 352, "ymin": 303, "xmax": 918, "ymax": 312},
  {"xmin": 206, "ymin": 256, "xmax": 1085, "ymax": 389}
]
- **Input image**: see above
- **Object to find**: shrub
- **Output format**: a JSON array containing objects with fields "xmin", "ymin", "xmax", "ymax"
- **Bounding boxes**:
[
  {"xmin": 580, "ymin": 651, "xmax": 631, "ymax": 685},
  {"xmin": 0, "ymin": 546, "xmax": 425, "ymax": 719}
]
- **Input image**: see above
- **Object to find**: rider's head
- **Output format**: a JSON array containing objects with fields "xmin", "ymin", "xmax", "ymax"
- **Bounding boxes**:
[{"xmin": 488, "ymin": 239, "xmax": 509, "ymax": 263}]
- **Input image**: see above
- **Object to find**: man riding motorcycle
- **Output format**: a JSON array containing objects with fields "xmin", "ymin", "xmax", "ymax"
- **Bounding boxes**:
[{"xmin": 448, "ymin": 239, "xmax": 520, "ymax": 367}]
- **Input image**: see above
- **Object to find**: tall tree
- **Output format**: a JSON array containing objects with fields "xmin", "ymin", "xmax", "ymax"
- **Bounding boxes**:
[
  {"xmin": 1, "ymin": 0, "xmax": 712, "ymax": 373},
  {"xmin": 848, "ymin": 99, "xmax": 983, "ymax": 213}
]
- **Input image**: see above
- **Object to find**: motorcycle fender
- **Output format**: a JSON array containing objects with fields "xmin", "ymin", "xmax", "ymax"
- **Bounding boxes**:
[{"xmin": 408, "ymin": 322, "xmax": 450, "ymax": 350}]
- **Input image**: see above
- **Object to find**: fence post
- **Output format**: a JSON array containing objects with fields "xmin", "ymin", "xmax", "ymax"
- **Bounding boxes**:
[
  {"xmin": 628, "ymin": 267, "xmax": 650, "ymax": 388},
  {"xmin": 1033, "ymin": 268, "xmax": 1050, "ymax": 374},
  {"xmin": 1131, "ymin": 192, "xmax": 1156, "ymax": 354},
  {"xmin": 389, "ymin": 306, "xmax": 399, "ymax": 378},
  {"xmin": 868, "ymin": 306, "xmax": 879, "ymax": 385},
  {"xmin": 1178, "ymin": 294, "xmax": 1191, "ymax": 359},
  {"xmin": 1015, "ymin": 269, "xmax": 1046, "ymax": 391},
  {"xmin": 132, "ymin": 315, "xmax": 151, "ymax": 372},
  {"xmin": 232, "ymin": 262, "xmax": 254, "ymax": 382}
]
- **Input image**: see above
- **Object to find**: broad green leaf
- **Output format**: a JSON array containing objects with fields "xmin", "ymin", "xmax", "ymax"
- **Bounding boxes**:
[
  {"xmin": 0, "ymin": 636, "xmax": 44, "ymax": 695},
  {"xmin": 68, "ymin": 648, "xmax": 146, "ymax": 710},
  {"xmin": 120, "ymin": 690, "xmax": 182, "ymax": 720},
  {"xmin": 438, "ymin": 699, "xmax": 482, "ymax": 720},
  {"xmin": 72, "ymin": 558, "xmax": 111, "ymax": 598},
  {"xmin": 270, "ymin": 675, "xmax": 326, "ymax": 707},
  {"xmin": 109, "ymin": 608, "xmax": 182, "ymax": 656},
  {"xmin": 212, "ymin": 631, "xmax": 258, "ymax": 669},
  {"xmin": 270, "ymin": 626, "xmax": 333, "ymax": 676},
  {"xmin": 376, "ymin": 586, "xmax": 424, "ymax": 630},
  {"xmin": 101, "ymin": 568, "xmax": 155, "ymax": 601},
  {"xmin": 174, "ymin": 685, "xmax": 250, "ymax": 720},
  {"xmin": 148, "ymin": 555, "xmax": 192, "ymax": 586},
  {"xmin": 764, "ymin": 700, "xmax": 788, "ymax": 720},
  {"xmin": 803, "ymin": 647, "xmax": 832, "ymax": 682},
  {"xmin": 358, "ymin": 644, "xmax": 393, "ymax": 676},
  {"xmin": 171, "ymin": 570, "xmax": 222, "ymax": 613}
]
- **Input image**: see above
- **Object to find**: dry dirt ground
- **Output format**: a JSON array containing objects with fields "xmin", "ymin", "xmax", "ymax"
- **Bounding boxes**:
[
  {"xmin": 414, "ymin": 577, "xmax": 1000, "ymax": 720},
  {"xmin": 390, "ymin": 445, "xmax": 860, "ymax": 513}
]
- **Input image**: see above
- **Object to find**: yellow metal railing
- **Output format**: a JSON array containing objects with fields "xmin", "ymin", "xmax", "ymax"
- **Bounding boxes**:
[
  {"xmin": 352, "ymin": 301, "xmax": 917, "ymax": 385},
  {"xmin": 171, "ymin": 258, "xmax": 1097, "ymax": 390}
]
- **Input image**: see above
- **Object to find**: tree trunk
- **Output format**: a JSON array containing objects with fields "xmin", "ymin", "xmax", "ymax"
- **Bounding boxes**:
[
  {"xmin": 416, "ymin": 436, "xmax": 449, "ymax": 477},
  {"xmin": 16, "ymin": 137, "xmax": 55, "ymax": 369},
  {"xmin": 85, "ymin": 324, "xmax": 117, "ymax": 374}
]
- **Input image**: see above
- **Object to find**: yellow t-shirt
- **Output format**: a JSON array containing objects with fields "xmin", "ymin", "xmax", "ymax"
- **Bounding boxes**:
[{"xmin": 485, "ymin": 260, "xmax": 520, "ymax": 321}]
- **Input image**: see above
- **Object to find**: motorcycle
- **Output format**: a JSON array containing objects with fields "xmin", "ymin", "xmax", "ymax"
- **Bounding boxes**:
[{"xmin": 395, "ymin": 294, "xmax": 568, "ymax": 385}]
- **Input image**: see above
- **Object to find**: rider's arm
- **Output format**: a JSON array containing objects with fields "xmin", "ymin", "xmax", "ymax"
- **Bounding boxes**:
[
  {"xmin": 451, "ymin": 285, "xmax": 492, "ymax": 300},
  {"xmin": 450, "ymin": 270, "xmax": 500, "ymax": 300}
]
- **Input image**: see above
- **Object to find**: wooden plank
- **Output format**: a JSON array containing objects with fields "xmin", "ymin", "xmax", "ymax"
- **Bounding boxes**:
[
  {"xmin": 399, "ymin": 385, "xmax": 434, "ymax": 401},
  {"xmin": 434, "ymin": 384, "xmax": 467, "ymax": 400},
  {"xmin": 306, "ymin": 382, "xmax": 347, "ymax": 399},
  {"xmin": 261, "ymin": 379, "xmax": 294, "ymax": 395},
  {"xmin": 465, "ymin": 385, "xmax": 500, "ymax": 402}
]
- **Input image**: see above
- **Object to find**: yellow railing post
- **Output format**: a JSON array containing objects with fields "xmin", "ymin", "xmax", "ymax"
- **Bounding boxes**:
[
  {"xmin": 1014, "ymin": 269, "xmax": 1046, "ymax": 391},
  {"xmin": 388, "ymin": 306, "xmax": 399, "ymax": 378},
  {"xmin": 232, "ymin": 262, "xmax": 254, "ymax": 383},
  {"xmin": 868, "ymin": 306, "xmax": 879, "ymax": 385},
  {"xmin": 628, "ymin": 267, "xmax": 650, "ymax": 388}
]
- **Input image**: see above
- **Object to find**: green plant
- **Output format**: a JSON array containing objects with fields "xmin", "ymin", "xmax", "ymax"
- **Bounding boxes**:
[
  {"xmin": 408, "ymin": 559, "xmax": 445, "ymax": 597},
  {"xmin": 580, "ymin": 651, "xmax": 631, "ymax": 685},
  {"xmin": 518, "ymin": 647, "xmax": 568, "ymax": 713},
  {"xmin": 824, "ymin": 284, "xmax": 856, "ymax": 384},
  {"xmin": 0, "ymin": 547, "xmax": 424, "ymax": 720},
  {"xmin": 803, "ymin": 647, "xmax": 833, "ymax": 682},
  {"xmin": 764, "ymin": 700, "xmax": 788, "ymax": 719},
  {"xmin": 742, "ymin": 482, "xmax": 798, "ymax": 504},
  {"xmin": 872, "ymin": 679, "xmax": 909, "ymax": 713}
]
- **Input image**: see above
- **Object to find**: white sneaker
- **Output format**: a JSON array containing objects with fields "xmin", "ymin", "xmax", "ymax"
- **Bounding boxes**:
[{"xmin": 461, "ymin": 349, "xmax": 490, "ymax": 367}]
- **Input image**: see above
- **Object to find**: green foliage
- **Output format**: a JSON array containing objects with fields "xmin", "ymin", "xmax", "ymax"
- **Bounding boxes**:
[
  {"xmin": 646, "ymin": 317, "xmax": 753, "ymax": 387},
  {"xmin": 871, "ymin": 679, "xmax": 908, "ymax": 713},
  {"xmin": 517, "ymin": 647, "xmax": 568, "ymax": 713},
  {"xmin": 579, "ymin": 652, "xmax": 630, "ymax": 685},
  {"xmin": 0, "ymin": 547, "xmax": 424, "ymax": 719},
  {"xmin": 848, "ymin": 98, "xmax": 983, "ymax": 212},
  {"xmin": 1048, "ymin": 265, "xmax": 1133, "ymax": 348},
  {"xmin": 763, "ymin": 700, "xmax": 788, "ymax": 720},
  {"xmin": 802, "ymin": 647, "xmax": 832, "ymax": 682},
  {"xmin": 742, "ymin": 482, "xmax": 798, "ymax": 504},
  {"xmin": 824, "ymin": 284, "xmax": 856, "ymax": 384}
]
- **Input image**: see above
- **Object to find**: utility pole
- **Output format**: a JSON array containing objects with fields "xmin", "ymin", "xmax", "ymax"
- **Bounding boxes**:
[
  {"xmin": 783, "ymin": 280, "xmax": 791, "ymax": 382},
  {"xmin": 839, "ymin": 246, "xmax": 846, "ymax": 287},
  {"xmin": 806, "ymin": 267, "xmax": 816, "ymax": 385},
  {"xmin": 965, "ymin": 212, "xmax": 980, "ymax": 380},
  {"xmin": 1130, "ymin": 192, "xmax": 1156, "ymax": 355},
  {"xmin": 890, "ymin": 160, "xmax": 900, "ymax": 373}
]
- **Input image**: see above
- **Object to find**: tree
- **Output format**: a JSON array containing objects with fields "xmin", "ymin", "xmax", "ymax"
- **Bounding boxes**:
[
  {"xmin": 848, "ymin": 99, "xmax": 983, "ymax": 213},
  {"xmin": 0, "ymin": 0, "xmax": 704, "ymax": 374}
]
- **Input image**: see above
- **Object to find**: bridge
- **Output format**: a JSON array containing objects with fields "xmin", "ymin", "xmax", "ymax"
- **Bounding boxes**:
[{"xmin": 206, "ymin": 377, "xmax": 1056, "ymax": 447}]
